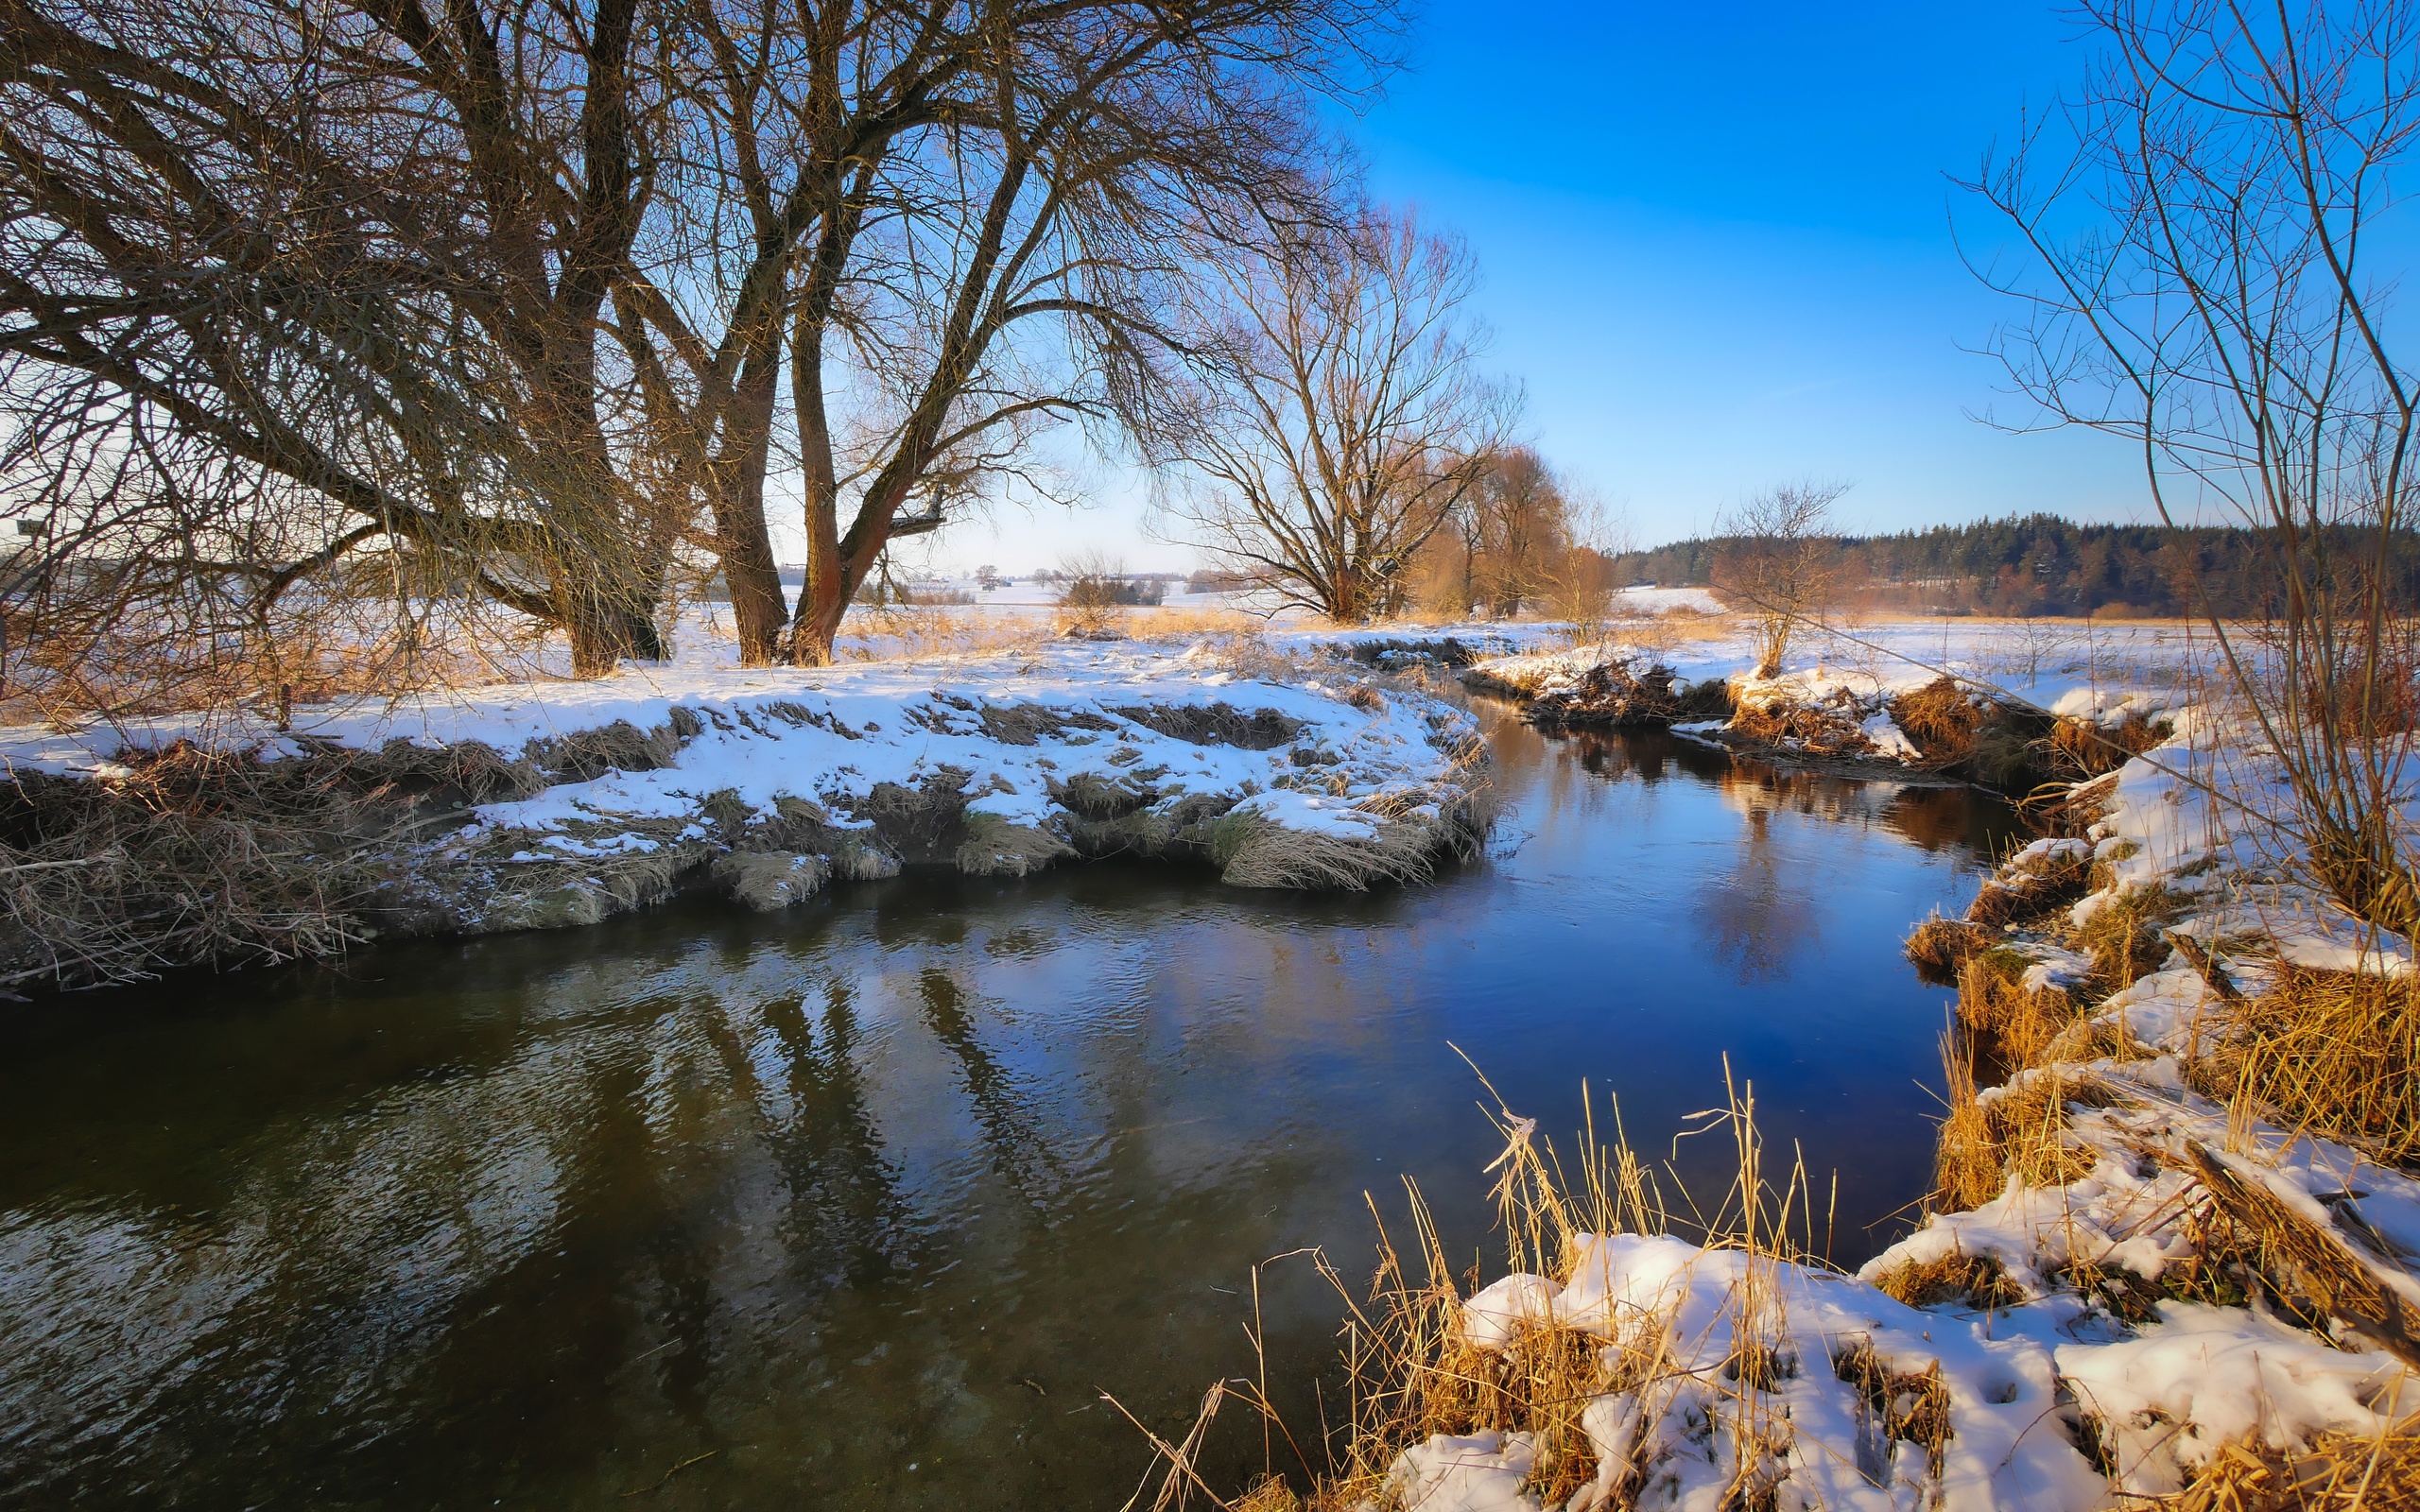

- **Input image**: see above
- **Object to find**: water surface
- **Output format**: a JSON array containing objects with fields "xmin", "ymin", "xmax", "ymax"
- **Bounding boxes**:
[{"xmin": 0, "ymin": 711, "xmax": 2016, "ymax": 1508}]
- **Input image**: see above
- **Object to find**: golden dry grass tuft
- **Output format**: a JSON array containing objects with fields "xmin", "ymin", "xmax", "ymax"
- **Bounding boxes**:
[
  {"xmin": 1904, "ymin": 913, "xmax": 1991, "ymax": 985},
  {"xmin": 2046, "ymin": 711, "xmax": 2167, "ymax": 780},
  {"xmin": 1890, "ymin": 677, "xmax": 1985, "ymax": 768},
  {"xmin": 2153, "ymin": 1415, "xmax": 2420, "ymax": 1511},
  {"xmin": 2197, "ymin": 963, "xmax": 2420, "ymax": 1169},
  {"xmin": 1870, "ymin": 1249, "xmax": 2029, "ymax": 1312},
  {"xmin": 1931, "ymin": 1028, "xmax": 2118, "ymax": 1212},
  {"xmin": 1123, "ymin": 1072, "xmax": 1830, "ymax": 1512},
  {"xmin": 1835, "ymin": 1342, "xmax": 1955, "ymax": 1479},
  {"xmin": 2066, "ymin": 884, "xmax": 2188, "ymax": 989},
  {"xmin": 1958, "ymin": 947, "xmax": 2083, "ymax": 1066}
]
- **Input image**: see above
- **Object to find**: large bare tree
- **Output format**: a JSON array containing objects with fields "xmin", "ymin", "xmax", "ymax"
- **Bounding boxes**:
[
  {"xmin": 607, "ymin": 0, "xmax": 1400, "ymax": 665},
  {"xmin": 0, "ymin": 0, "xmax": 1401, "ymax": 680},
  {"xmin": 1156, "ymin": 207, "xmax": 1515, "ymax": 622},
  {"xmin": 1967, "ymin": 0, "xmax": 2420, "ymax": 936},
  {"xmin": 0, "ymin": 0, "xmax": 684, "ymax": 676}
]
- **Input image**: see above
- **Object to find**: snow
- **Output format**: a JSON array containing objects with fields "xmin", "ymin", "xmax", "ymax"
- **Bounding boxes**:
[
  {"xmin": 1412, "ymin": 654, "xmax": 2420, "ymax": 1509},
  {"xmin": 1442, "ymin": 1233, "xmax": 2112, "ymax": 1511},
  {"xmin": 2057, "ymin": 1305, "xmax": 2406, "ymax": 1496},
  {"xmin": 0, "ymin": 625, "xmax": 1491, "ymax": 922},
  {"xmin": 1387, "ymin": 1431, "xmax": 1541, "ymax": 1512}
]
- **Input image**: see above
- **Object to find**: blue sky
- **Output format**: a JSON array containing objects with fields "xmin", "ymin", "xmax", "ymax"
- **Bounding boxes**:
[{"xmin": 932, "ymin": 0, "xmax": 2152, "ymax": 573}]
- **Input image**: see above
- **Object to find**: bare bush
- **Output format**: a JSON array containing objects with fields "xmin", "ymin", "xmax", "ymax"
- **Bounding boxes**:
[
  {"xmin": 1970, "ymin": 0, "xmax": 2420, "ymax": 938},
  {"xmin": 1713, "ymin": 481, "xmax": 1848, "ymax": 678}
]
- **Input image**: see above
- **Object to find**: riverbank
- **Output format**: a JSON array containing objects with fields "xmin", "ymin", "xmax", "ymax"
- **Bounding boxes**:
[
  {"xmin": 1185, "ymin": 699, "xmax": 2420, "ymax": 1511},
  {"xmin": 1463, "ymin": 622, "xmax": 2192, "ymax": 792},
  {"xmin": 0, "ymin": 634, "xmax": 1490, "ymax": 991}
]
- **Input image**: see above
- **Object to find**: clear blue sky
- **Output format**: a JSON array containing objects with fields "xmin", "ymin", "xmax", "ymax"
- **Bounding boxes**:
[{"xmin": 929, "ymin": 0, "xmax": 2152, "ymax": 574}]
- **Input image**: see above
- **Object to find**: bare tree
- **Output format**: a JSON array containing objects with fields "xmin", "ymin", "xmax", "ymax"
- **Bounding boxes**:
[
  {"xmin": 0, "ymin": 0, "xmax": 687, "ymax": 677},
  {"xmin": 1714, "ymin": 481, "xmax": 1846, "ymax": 678},
  {"xmin": 0, "ymin": 0, "xmax": 1402, "ymax": 684},
  {"xmin": 1468, "ymin": 447, "xmax": 1568, "ymax": 617},
  {"xmin": 1967, "ymin": 0, "xmax": 2420, "ymax": 936},
  {"xmin": 745, "ymin": 0, "xmax": 1396, "ymax": 664},
  {"xmin": 1157, "ymin": 207, "xmax": 1517, "ymax": 622},
  {"xmin": 1543, "ymin": 490, "xmax": 1626, "ymax": 640}
]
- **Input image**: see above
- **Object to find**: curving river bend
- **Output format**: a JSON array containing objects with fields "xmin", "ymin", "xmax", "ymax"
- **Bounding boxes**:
[{"xmin": 0, "ymin": 707, "xmax": 2018, "ymax": 1508}]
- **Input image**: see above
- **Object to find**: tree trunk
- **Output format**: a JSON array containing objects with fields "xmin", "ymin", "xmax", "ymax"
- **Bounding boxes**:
[
  {"xmin": 563, "ymin": 591, "xmax": 666, "ymax": 677},
  {"xmin": 711, "ymin": 351, "xmax": 790, "ymax": 664}
]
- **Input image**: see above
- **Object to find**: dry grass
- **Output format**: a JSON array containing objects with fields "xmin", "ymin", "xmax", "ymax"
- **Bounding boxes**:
[
  {"xmin": 1904, "ymin": 913, "xmax": 1991, "ymax": 985},
  {"xmin": 1124, "ymin": 1073, "xmax": 1830, "ymax": 1512},
  {"xmin": 2047, "ymin": 712, "xmax": 2169, "ymax": 781},
  {"xmin": 1, "ymin": 596, "xmax": 539, "ymax": 730},
  {"xmin": 0, "ymin": 742, "xmax": 415, "ymax": 989},
  {"xmin": 1728, "ymin": 693, "xmax": 1876, "ymax": 756},
  {"xmin": 2149, "ymin": 1414, "xmax": 2420, "ymax": 1511},
  {"xmin": 1891, "ymin": 676, "xmax": 1985, "ymax": 768},
  {"xmin": 2067, "ymin": 884, "xmax": 2189, "ymax": 989},
  {"xmin": 1870, "ymin": 1249, "xmax": 2029, "ymax": 1312},
  {"xmin": 2195, "ymin": 963, "xmax": 2420, "ymax": 1170},
  {"xmin": 2177, "ymin": 1142, "xmax": 2420, "ymax": 1366},
  {"xmin": 1958, "ymin": 947, "xmax": 2083, "ymax": 1066},
  {"xmin": 1835, "ymin": 1342, "xmax": 1954, "ymax": 1480},
  {"xmin": 1964, "ymin": 846, "xmax": 2093, "ymax": 931},
  {"xmin": 1932, "ymin": 1030, "xmax": 2116, "ymax": 1211}
]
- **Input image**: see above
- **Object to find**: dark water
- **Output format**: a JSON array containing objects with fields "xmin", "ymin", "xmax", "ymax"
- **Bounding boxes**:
[{"xmin": 0, "ymin": 710, "xmax": 2018, "ymax": 1509}]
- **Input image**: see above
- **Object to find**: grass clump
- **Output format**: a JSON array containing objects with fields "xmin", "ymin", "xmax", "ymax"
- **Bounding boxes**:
[
  {"xmin": 1128, "ymin": 1073, "xmax": 1855, "ymax": 1512},
  {"xmin": 0, "ymin": 742, "xmax": 416, "ymax": 990},
  {"xmin": 1835, "ymin": 1342, "xmax": 1954, "ymax": 1480},
  {"xmin": 1931, "ymin": 1034, "xmax": 2118, "ymax": 1212},
  {"xmin": 2045, "ymin": 711, "xmax": 2167, "ymax": 780},
  {"xmin": 1904, "ymin": 913, "xmax": 1989, "ymax": 986},
  {"xmin": 1870, "ymin": 1250, "xmax": 2028, "ymax": 1312},
  {"xmin": 1890, "ymin": 677, "xmax": 1984, "ymax": 768},
  {"xmin": 2199, "ymin": 963, "xmax": 2420, "ymax": 1169},
  {"xmin": 2162, "ymin": 1425, "xmax": 2420, "ymax": 1512},
  {"xmin": 1957, "ymin": 948, "xmax": 2082, "ymax": 1067},
  {"xmin": 2066, "ymin": 883, "xmax": 2187, "ymax": 989}
]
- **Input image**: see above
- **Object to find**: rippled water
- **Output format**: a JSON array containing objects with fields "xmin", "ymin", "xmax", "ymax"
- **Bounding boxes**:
[{"xmin": 0, "ymin": 709, "xmax": 2017, "ymax": 1508}]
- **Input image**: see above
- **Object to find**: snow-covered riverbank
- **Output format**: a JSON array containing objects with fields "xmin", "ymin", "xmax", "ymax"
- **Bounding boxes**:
[
  {"xmin": 1346, "ymin": 707, "xmax": 2420, "ymax": 1512},
  {"xmin": 0, "ymin": 633, "xmax": 1492, "ymax": 987}
]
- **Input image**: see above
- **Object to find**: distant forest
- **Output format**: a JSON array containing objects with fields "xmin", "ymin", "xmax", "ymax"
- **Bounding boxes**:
[{"xmin": 1603, "ymin": 513, "xmax": 2420, "ymax": 618}]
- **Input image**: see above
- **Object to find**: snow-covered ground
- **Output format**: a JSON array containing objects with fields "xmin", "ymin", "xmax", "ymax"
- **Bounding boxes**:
[
  {"xmin": 0, "ymin": 621, "xmax": 1495, "ymax": 936},
  {"xmin": 1464, "ymin": 615, "xmax": 2204, "ymax": 765}
]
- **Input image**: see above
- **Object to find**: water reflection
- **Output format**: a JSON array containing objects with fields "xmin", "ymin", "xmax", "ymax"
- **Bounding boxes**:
[{"xmin": 0, "ymin": 708, "xmax": 2016, "ymax": 1509}]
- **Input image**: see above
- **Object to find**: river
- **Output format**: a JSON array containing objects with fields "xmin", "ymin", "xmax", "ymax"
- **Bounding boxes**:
[{"xmin": 0, "ymin": 706, "xmax": 2018, "ymax": 1508}]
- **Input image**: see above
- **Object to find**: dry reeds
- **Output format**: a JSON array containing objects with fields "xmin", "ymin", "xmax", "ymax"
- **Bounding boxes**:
[
  {"xmin": 1904, "ymin": 913, "xmax": 1990, "ymax": 985},
  {"xmin": 1957, "ymin": 948, "xmax": 2083, "ymax": 1065},
  {"xmin": 1931, "ymin": 1030, "xmax": 2114, "ymax": 1212},
  {"xmin": 2156, "ymin": 1413, "xmax": 2420, "ymax": 1511},
  {"xmin": 1128, "ymin": 1069, "xmax": 1867, "ymax": 1512},
  {"xmin": 1932, "ymin": 1030, "xmax": 2006, "ymax": 1212},
  {"xmin": 1727, "ymin": 693, "xmax": 1876, "ymax": 757},
  {"xmin": 0, "ymin": 742, "xmax": 411, "ymax": 990},
  {"xmin": 2045, "ymin": 712, "xmax": 2166, "ymax": 780},
  {"xmin": 2196, "ymin": 963, "xmax": 2420, "ymax": 1170},
  {"xmin": 2068, "ymin": 884, "xmax": 2187, "ymax": 988},
  {"xmin": 1890, "ymin": 676, "xmax": 1984, "ymax": 768},
  {"xmin": 1964, "ymin": 845, "xmax": 2092, "ymax": 931},
  {"xmin": 1870, "ymin": 1249, "xmax": 2028, "ymax": 1312}
]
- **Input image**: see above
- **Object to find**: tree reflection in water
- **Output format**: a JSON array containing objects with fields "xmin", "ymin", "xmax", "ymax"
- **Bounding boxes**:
[{"xmin": 0, "ymin": 706, "xmax": 2020, "ymax": 1509}]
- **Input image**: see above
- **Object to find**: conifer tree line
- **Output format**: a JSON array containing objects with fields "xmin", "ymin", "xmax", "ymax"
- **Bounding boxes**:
[
  {"xmin": 1605, "ymin": 514, "xmax": 2420, "ymax": 620},
  {"xmin": 0, "ymin": 0, "xmax": 1426, "ymax": 679}
]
